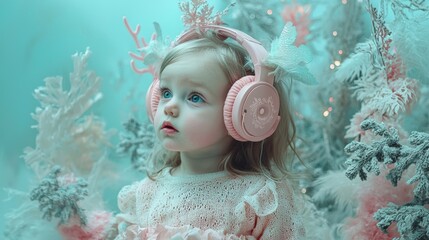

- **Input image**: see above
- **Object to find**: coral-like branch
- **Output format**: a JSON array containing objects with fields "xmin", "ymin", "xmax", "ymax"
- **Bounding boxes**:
[
  {"xmin": 29, "ymin": 166, "xmax": 88, "ymax": 225},
  {"xmin": 374, "ymin": 203, "xmax": 429, "ymax": 239},
  {"xmin": 123, "ymin": 17, "xmax": 169, "ymax": 77},
  {"xmin": 117, "ymin": 118, "xmax": 155, "ymax": 171},
  {"xmin": 24, "ymin": 48, "xmax": 109, "ymax": 178},
  {"xmin": 178, "ymin": 0, "xmax": 235, "ymax": 29}
]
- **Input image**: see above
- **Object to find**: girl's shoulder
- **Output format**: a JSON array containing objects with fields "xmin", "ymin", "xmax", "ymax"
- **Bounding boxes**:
[{"xmin": 117, "ymin": 177, "xmax": 156, "ymax": 209}]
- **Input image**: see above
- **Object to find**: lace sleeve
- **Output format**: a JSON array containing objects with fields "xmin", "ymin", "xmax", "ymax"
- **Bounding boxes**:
[
  {"xmin": 115, "ymin": 181, "xmax": 141, "ymax": 233},
  {"xmin": 247, "ymin": 180, "xmax": 305, "ymax": 239}
]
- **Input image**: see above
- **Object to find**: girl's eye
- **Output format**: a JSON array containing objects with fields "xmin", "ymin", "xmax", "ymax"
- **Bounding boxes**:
[
  {"xmin": 188, "ymin": 94, "xmax": 205, "ymax": 103},
  {"xmin": 161, "ymin": 89, "xmax": 172, "ymax": 99}
]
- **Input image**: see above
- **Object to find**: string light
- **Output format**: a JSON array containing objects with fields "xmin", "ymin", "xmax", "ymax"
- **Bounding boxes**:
[
  {"xmin": 334, "ymin": 60, "xmax": 341, "ymax": 66},
  {"xmin": 330, "ymin": 64, "xmax": 335, "ymax": 70},
  {"xmin": 328, "ymin": 107, "xmax": 333, "ymax": 112},
  {"xmin": 323, "ymin": 110, "xmax": 330, "ymax": 117},
  {"xmin": 301, "ymin": 188, "xmax": 307, "ymax": 194},
  {"xmin": 332, "ymin": 31, "xmax": 338, "ymax": 37},
  {"xmin": 338, "ymin": 50, "xmax": 343, "ymax": 55},
  {"xmin": 342, "ymin": 0, "xmax": 348, "ymax": 4},
  {"xmin": 266, "ymin": 9, "xmax": 273, "ymax": 15},
  {"xmin": 329, "ymin": 97, "xmax": 335, "ymax": 103}
]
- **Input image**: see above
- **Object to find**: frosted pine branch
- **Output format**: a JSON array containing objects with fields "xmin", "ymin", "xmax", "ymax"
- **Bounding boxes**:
[
  {"xmin": 388, "ymin": 131, "xmax": 429, "ymax": 200},
  {"xmin": 344, "ymin": 119, "xmax": 401, "ymax": 180},
  {"xmin": 374, "ymin": 203, "xmax": 429, "ymax": 239},
  {"xmin": 345, "ymin": 119, "xmax": 429, "ymax": 190},
  {"xmin": 345, "ymin": 119, "xmax": 429, "ymax": 237},
  {"xmin": 29, "ymin": 166, "xmax": 88, "ymax": 225},
  {"xmin": 117, "ymin": 118, "xmax": 155, "ymax": 171}
]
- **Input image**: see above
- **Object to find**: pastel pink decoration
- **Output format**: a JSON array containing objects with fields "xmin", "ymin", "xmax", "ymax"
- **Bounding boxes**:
[
  {"xmin": 179, "ymin": 0, "xmax": 235, "ymax": 29},
  {"xmin": 123, "ymin": 17, "xmax": 158, "ymax": 77},
  {"xmin": 59, "ymin": 210, "xmax": 113, "ymax": 240},
  {"xmin": 343, "ymin": 171, "xmax": 414, "ymax": 239},
  {"xmin": 281, "ymin": 2, "xmax": 311, "ymax": 46}
]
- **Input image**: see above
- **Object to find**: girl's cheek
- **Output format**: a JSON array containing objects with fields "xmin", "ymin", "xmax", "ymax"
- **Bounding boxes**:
[
  {"xmin": 183, "ymin": 116, "xmax": 227, "ymax": 145},
  {"xmin": 183, "ymin": 118, "xmax": 203, "ymax": 140},
  {"xmin": 153, "ymin": 107, "xmax": 163, "ymax": 129}
]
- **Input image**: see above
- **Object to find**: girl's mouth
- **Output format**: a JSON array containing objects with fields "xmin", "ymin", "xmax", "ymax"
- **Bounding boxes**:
[{"xmin": 161, "ymin": 121, "xmax": 178, "ymax": 135}]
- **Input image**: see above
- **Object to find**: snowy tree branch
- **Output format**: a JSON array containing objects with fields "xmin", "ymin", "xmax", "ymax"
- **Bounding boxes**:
[{"xmin": 29, "ymin": 166, "xmax": 88, "ymax": 225}]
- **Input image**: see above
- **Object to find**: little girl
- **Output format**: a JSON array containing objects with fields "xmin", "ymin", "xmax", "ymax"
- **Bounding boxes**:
[
  {"xmin": 60, "ymin": 25, "xmax": 306, "ymax": 239},
  {"xmin": 113, "ymin": 25, "xmax": 305, "ymax": 239}
]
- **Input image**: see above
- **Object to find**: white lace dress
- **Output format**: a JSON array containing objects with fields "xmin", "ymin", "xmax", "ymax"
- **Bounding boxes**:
[{"xmin": 115, "ymin": 168, "xmax": 305, "ymax": 239}]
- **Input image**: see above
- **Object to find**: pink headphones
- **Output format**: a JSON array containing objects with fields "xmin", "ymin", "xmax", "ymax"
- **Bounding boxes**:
[{"xmin": 145, "ymin": 25, "xmax": 280, "ymax": 142}]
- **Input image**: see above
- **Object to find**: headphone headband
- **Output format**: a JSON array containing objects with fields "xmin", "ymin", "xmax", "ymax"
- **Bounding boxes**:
[{"xmin": 174, "ymin": 25, "xmax": 274, "ymax": 85}]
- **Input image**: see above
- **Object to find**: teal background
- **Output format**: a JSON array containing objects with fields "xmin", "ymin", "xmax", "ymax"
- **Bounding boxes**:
[
  {"xmin": 2, "ymin": 1, "xmax": 428, "ymax": 239},
  {"xmin": 0, "ymin": 0, "xmax": 221, "ymax": 234}
]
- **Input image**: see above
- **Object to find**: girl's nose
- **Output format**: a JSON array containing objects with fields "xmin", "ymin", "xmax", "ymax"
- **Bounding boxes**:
[{"xmin": 164, "ymin": 101, "xmax": 179, "ymax": 117}]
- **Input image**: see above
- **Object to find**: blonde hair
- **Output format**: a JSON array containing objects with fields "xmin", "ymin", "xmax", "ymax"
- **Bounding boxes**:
[{"xmin": 147, "ymin": 31, "xmax": 299, "ymax": 181}]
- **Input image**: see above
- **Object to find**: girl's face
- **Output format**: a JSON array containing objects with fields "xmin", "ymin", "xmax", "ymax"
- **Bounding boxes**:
[{"xmin": 154, "ymin": 52, "xmax": 233, "ymax": 155}]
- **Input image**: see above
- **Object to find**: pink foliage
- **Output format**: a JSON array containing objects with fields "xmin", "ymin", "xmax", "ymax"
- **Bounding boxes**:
[
  {"xmin": 388, "ymin": 77, "xmax": 419, "ymax": 112},
  {"xmin": 345, "ymin": 108, "xmax": 389, "ymax": 141},
  {"xmin": 345, "ymin": 109, "xmax": 375, "ymax": 140},
  {"xmin": 343, "ymin": 171, "xmax": 414, "ymax": 240},
  {"xmin": 59, "ymin": 210, "xmax": 113, "ymax": 240},
  {"xmin": 281, "ymin": 2, "xmax": 311, "ymax": 46},
  {"xmin": 343, "ymin": 5, "xmax": 419, "ymax": 131}
]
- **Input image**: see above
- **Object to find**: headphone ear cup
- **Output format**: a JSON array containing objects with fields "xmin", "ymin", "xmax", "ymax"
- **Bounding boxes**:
[
  {"xmin": 224, "ymin": 76, "xmax": 281, "ymax": 142},
  {"xmin": 224, "ymin": 76, "xmax": 255, "ymax": 142},
  {"xmin": 145, "ymin": 79, "xmax": 160, "ymax": 123}
]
